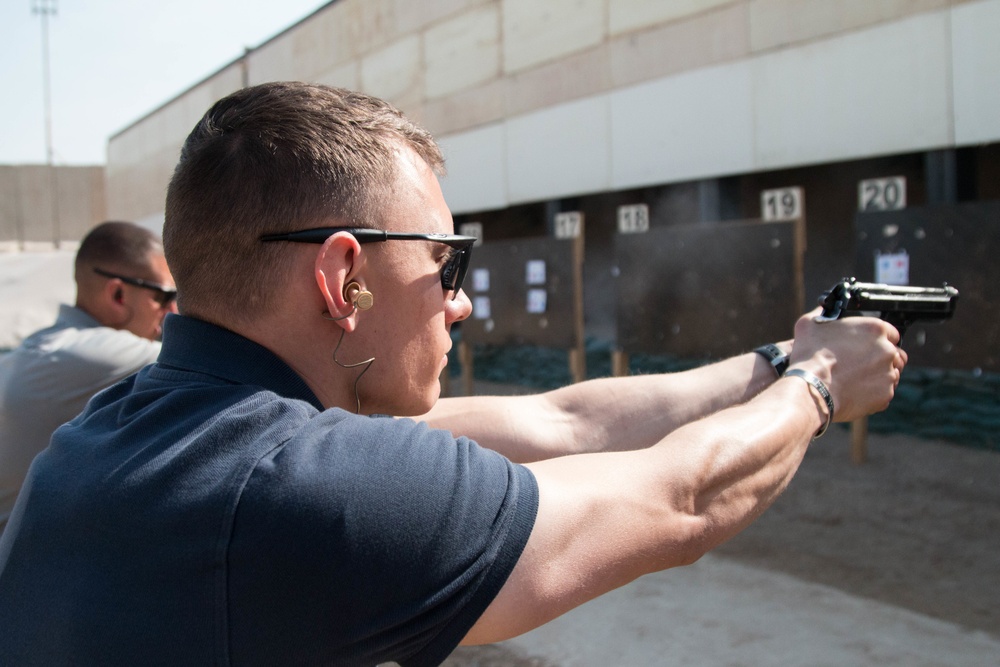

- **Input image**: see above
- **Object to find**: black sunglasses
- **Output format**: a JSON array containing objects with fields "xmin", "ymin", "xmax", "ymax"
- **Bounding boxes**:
[
  {"xmin": 260, "ymin": 227, "xmax": 477, "ymax": 297},
  {"xmin": 93, "ymin": 267, "xmax": 177, "ymax": 307}
]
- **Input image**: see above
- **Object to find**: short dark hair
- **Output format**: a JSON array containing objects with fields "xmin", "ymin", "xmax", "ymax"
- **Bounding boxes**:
[
  {"xmin": 75, "ymin": 221, "xmax": 163, "ymax": 281},
  {"xmin": 163, "ymin": 82, "xmax": 445, "ymax": 326}
]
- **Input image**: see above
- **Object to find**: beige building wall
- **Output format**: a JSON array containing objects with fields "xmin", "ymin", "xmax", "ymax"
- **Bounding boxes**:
[
  {"xmin": 106, "ymin": 63, "xmax": 246, "ymax": 227},
  {"xmin": 106, "ymin": 0, "xmax": 994, "ymax": 222},
  {"xmin": 0, "ymin": 165, "xmax": 106, "ymax": 249}
]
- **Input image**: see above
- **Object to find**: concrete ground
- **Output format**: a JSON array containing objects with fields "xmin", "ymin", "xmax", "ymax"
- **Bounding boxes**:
[{"xmin": 447, "ymin": 553, "xmax": 999, "ymax": 666}]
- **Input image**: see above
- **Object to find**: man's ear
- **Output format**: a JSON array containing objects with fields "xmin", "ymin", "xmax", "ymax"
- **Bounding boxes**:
[
  {"xmin": 315, "ymin": 232, "xmax": 364, "ymax": 330},
  {"xmin": 99, "ymin": 276, "xmax": 131, "ymax": 328}
]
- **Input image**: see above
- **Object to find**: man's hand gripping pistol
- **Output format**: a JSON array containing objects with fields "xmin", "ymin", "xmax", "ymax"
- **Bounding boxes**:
[{"xmin": 816, "ymin": 277, "xmax": 959, "ymax": 341}]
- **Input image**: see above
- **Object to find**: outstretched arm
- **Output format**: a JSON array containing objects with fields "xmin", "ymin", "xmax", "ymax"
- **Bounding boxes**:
[
  {"xmin": 462, "ymin": 312, "xmax": 905, "ymax": 644},
  {"xmin": 422, "ymin": 342, "xmax": 790, "ymax": 462}
]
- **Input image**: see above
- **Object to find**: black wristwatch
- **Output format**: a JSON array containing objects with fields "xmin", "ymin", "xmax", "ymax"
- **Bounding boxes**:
[{"xmin": 754, "ymin": 343, "xmax": 789, "ymax": 377}]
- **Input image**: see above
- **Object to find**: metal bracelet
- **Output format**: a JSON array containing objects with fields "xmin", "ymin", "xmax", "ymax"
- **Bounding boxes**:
[{"xmin": 784, "ymin": 368, "xmax": 834, "ymax": 439}]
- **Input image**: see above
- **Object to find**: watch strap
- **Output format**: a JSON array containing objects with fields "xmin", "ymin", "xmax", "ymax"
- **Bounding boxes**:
[{"xmin": 754, "ymin": 344, "xmax": 789, "ymax": 377}]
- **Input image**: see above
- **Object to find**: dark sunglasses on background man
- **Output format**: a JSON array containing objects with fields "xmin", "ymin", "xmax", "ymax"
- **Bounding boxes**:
[
  {"xmin": 93, "ymin": 267, "xmax": 178, "ymax": 307},
  {"xmin": 260, "ymin": 227, "xmax": 476, "ymax": 298}
]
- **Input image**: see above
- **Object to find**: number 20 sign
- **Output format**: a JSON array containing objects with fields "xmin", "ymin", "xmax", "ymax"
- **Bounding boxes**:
[
  {"xmin": 761, "ymin": 187, "xmax": 804, "ymax": 222},
  {"xmin": 859, "ymin": 177, "xmax": 906, "ymax": 212}
]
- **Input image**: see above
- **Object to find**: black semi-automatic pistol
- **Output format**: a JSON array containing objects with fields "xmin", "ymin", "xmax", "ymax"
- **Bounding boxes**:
[{"xmin": 816, "ymin": 277, "xmax": 959, "ymax": 340}]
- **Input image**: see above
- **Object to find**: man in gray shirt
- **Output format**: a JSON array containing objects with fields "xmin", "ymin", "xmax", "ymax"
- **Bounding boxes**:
[{"xmin": 0, "ymin": 221, "xmax": 176, "ymax": 532}]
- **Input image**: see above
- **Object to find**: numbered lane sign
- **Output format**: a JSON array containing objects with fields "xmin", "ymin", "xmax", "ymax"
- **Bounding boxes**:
[
  {"xmin": 554, "ymin": 211, "xmax": 583, "ymax": 239},
  {"xmin": 617, "ymin": 204, "xmax": 650, "ymax": 234},
  {"xmin": 761, "ymin": 187, "xmax": 804, "ymax": 221},
  {"xmin": 459, "ymin": 221, "xmax": 484, "ymax": 246},
  {"xmin": 859, "ymin": 177, "xmax": 906, "ymax": 211}
]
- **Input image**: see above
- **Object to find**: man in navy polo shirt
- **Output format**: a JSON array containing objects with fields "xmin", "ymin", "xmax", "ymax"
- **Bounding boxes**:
[{"xmin": 0, "ymin": 82, "xmax": 906, "ymax": 666}]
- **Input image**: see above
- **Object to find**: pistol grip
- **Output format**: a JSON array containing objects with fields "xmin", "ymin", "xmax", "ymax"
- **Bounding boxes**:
[{"xmin": 882, "ymin": 313, "xmax": 909, "ymax": 341}]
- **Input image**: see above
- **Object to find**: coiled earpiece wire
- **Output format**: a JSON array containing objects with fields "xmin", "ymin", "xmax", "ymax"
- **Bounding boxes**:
[{"xmin": 323, "ymin": 298, "xmax": 375, "ymax": 414}]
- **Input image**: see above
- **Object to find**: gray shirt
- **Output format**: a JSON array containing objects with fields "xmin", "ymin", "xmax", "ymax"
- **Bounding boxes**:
[{"xmin": 0, "ymin": 305, "xmax": 160, "ymax": 531}]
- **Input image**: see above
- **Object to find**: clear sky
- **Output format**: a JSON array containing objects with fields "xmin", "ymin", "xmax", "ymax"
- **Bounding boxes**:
[{"xmin": 0, "ymin": 0, "xmax": 330, "ymax": 165}]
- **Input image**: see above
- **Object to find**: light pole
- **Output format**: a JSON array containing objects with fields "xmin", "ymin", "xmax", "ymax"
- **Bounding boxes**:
[{"xmin": 32, "ymin": 0, "xmax": 60, "ymax": 248}]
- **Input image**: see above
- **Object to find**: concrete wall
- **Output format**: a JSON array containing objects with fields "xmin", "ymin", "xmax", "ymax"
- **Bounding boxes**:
[
  {"xmin": 0, "ymin": 249, "xmax": 76, "ymax": 349},
  {"xmin": 0, "ymin": 165, "xmax": 106, "ymax": 249},
  {"xmin": 106, "ymin": 0, "xmax": 998, "ymax": 222},
  {"xmin": 105, "ymin": 63, "xmax": 246, "ymax": 226},
  {"xmin": 438, "ymin": 0, "xmax": 999, "ymax": 212}
]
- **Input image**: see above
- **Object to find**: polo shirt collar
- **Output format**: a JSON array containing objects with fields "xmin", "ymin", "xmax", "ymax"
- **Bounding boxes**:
[
  {"xmin": 55, "ymin": 304, "xmax": 102, "ymax": 329},
  {"xmin": 158, "ymin": 313, "xmax": 323, "ymax": 411}
]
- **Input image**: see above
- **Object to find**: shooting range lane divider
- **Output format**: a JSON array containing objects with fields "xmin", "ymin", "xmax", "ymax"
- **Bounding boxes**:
[
  {"xmin": 456, "ymin": 215, "xmax": 586, "ymax": 396},
  {"xmin": 611, "ymin": 216, "xmax": 805, "ymax": 376}
]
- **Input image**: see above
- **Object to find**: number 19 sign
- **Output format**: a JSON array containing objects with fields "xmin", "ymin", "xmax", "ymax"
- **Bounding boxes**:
[{"xmin": 761, "ymin": 187, "xmax": 804, "ymax": 222}]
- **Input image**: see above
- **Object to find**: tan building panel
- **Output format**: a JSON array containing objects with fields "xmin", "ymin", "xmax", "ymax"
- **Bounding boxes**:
[
  {"xmin": 504, "ymin": 42, "xmax": 612, "ymax": 120},
  {"xmin": 749, "ymin": 0, "xmax": 953, "ymax": 53},
  {"xmin": 610, "ymin": 2, "xmax": 750, "ymax": 88},
  {"xmin": 393, "ymin": 0, "xmax": 493, "ymax": 36},
  {"xmin": 0, "ymin": 165, "xmax": 105, "ymax": 245},
  {"xmin": 314, "ymin": 61, "xmax": 361, "ymax": 91},
  {"xmin": 107, "ymin": 65, "xmax": 244, "ymax": 223},
  {"xmin": 361, "ymin": 34, "xmax": 422, "ymax": 103},
  {"xmin": 247, "ymin": 29, "xmax": 299, "ymax": 85},
  {"xmin": 424, "ymin": 5, "xmax": 500, "ymax": 100},
  {"xmin": 610, "ymin": 0, "xmax": 739, "ymax": 36},
  {"xmin": 502, "ymin": 0, "xmax": 605, "ymax": 74},
  {"xmin": 422, "ymin": 78, "xmax": 507, "ymax": 137}
]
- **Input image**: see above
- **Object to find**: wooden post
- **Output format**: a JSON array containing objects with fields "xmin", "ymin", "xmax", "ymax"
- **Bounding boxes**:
[
  {"xmin": 611, "ymin": 350, "xmax": 629, "ymax": 378},
  {"xmin": 460, "ymin": 341, "xmax": 474, "ymax": 397},
  {"xmin": 851, "ymin": 417, "xmax": 869, "ymax": 465},
  {"xmin": 439, "ymin": 364, "xmax": 450, "ymax": 397},
  {"xmin": 570, "ymin": 215, "xmax": 587, "ymax": 383},
  {"xmin": 569, "ymin": 348, "xmax": 585, "ymax": 384}
]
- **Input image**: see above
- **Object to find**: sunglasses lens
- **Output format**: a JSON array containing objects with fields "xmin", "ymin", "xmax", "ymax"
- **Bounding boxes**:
[
  {"xmin": 455, "ymin": 249, "xmax": 471, "ymax": 292},
  {"xmin": 442, "ymin": 247, "xmax": 471, "ymax": 294},
  {"xmin": 441, "ymin": 254, "xmax": 459, "ymax": 291},
  {"xmin": 157, "ymin": 291, "xmax": 177, "ymax": 307}
]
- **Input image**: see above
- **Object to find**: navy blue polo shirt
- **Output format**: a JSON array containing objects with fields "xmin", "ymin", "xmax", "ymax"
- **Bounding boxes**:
[{"xmin": 0, "ymin": 314, "xmax": 538, "ymax": 666}]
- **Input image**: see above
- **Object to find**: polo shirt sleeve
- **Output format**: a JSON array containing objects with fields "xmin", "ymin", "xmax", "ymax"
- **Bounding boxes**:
[
  {"xmin": 226, "ymin": 411, "xmax": 539, "ymax": 667},
  {"xmin": 9, "ymin": 326, "xmax": 160, "ymax": 420}
]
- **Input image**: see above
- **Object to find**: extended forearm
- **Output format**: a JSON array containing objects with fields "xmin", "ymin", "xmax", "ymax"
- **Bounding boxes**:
[
  {"xmin": 424, "ymin": 348, "xmax": 785, "ymax": 462},
  {"xmin": 548, "ymin": 349, "xmax": 786, "ymax": 455},
  {"xmin": 647, "ymin": 375, "xmax": 824, "ymax": 561}
]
